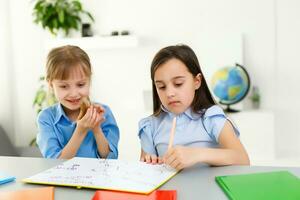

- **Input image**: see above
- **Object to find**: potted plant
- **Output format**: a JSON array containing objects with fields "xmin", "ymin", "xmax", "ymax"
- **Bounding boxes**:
[
  {"xmin": 249, "ymin": 86, "xmax": 260, "ymax": 109},
  {"xmin": 32, "ymin": 0, "xmax": 94, "ymax": 37},
  {"xmin": 30, "ymin": 76, "xmax": 57, "ymax": 146}
]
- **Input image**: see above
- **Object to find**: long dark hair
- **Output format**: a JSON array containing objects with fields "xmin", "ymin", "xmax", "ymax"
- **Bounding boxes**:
[{"xmin": 150, "ymin": 44, "xmax": 216, "ymax": 116}]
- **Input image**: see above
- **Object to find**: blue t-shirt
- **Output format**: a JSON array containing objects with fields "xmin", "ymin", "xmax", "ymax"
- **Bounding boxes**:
[
  {"xmin": 138, "ymin": 105, "xmax": 239, "ymax": 156},
  {"xmin": 37, "ymin": 103, "xmax": 119, "ymax": 159}
]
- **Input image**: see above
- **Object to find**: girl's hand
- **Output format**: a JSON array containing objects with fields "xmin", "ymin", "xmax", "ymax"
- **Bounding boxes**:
[
  {"xmin": 140, "ymin": 153, "xmax": 163, "ymax": 164},
  {"xmin": 77, "ymin": 105, "xmax": 104, "ymax": 132},
  {"xmin": 163, "ymin": 146, "xmax": 199, "ymax": 170},
  {"xmin": 91, "ymin": 104, "xmax": 105, "ymax": 132}
]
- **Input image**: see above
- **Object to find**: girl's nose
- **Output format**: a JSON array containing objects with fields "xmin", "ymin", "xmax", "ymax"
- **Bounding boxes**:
[
  {"xmin": 69, "ymin": 88, "xmax": 78, "ymax": 97},
  {"xmin": 166, "ymin": 87, "xmax": 175, "ymax": 98}
]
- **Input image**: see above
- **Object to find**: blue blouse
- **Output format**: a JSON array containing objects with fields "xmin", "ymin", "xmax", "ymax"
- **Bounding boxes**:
[
  {"xmin": 37, "ymin": 103, "xmax": 119, "ymax": 159},
  {"xmin": 138, "ymin": 105, "xmax": 239, "ymax": 156}
]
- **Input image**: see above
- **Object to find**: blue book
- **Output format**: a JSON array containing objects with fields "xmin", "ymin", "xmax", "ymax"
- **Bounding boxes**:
[{"xmin": 0, "ymin": 172, "xmax": 15, "ymax": 185}]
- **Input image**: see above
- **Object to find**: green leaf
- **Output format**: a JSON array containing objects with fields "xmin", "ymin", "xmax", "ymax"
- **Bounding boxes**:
[
  {"xmin": 58, "ymin": 9, "xmax": 64, "ymax": 23},
  {"xmin": 29, "ymin": 138, "xmax": 37, "ymax": 147},
  {"xmin": 33, "ymin": 1, "xmax": 43, "ymax": 12},
  {"xmin": 47, "ymin": 94, "xmax": 57, "ymax": 106},
  {"xmin": 72, "ymin": 0, "xmax": 82, "ymax": 11},
  {"xmin": 53, "ymin": 18, "xmax": 58, "ymax": 29},
  {"xmin": 34, "ymin": 90, "xmax": 46, "ymax": 105},
  {"xmin": 31, "ymin": 0, "xmax": 95, "ymax": 36},
  {"xmin": 86, "ymin": 12, "xmax": 95, "ymax": 22}
]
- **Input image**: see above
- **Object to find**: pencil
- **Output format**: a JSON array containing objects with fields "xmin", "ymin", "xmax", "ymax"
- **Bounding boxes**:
[{"xmin": 168, "ymin": 117, "xmax": 177, "ymax": 150}]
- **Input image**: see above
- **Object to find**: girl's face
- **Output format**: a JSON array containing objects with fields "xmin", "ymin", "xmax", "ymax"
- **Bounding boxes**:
[
  {"xmin": 154, "ymin": 58, "xmax": 201, "ymax": 115},
  {"xmin": 50, "ymin": 65, "xmax": 90, "ymax": 112}
]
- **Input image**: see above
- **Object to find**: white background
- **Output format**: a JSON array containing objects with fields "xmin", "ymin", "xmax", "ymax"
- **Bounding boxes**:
[{"xmin": 1, "ymin": 0, "xmax": 300, "ymax": 162}]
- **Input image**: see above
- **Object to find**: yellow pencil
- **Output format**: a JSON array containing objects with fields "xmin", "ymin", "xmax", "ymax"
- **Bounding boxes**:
[{"xmin": 168, "ymin": 117, "xmax": 177, "ymax": 150}]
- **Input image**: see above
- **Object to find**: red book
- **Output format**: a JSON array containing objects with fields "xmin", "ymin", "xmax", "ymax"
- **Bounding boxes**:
[{"xmin": 92, "ymin": 190, "xmax": 177, "ymax": 200}]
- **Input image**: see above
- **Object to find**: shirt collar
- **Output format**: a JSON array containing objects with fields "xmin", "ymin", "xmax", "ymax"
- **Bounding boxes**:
[
  {"xmin": 54, "ymin": 103, "xmax": 70, "ymax": 124},
  {"xmin": 160, "ymin": 105, "xmax": 202, "ymax": 120}
]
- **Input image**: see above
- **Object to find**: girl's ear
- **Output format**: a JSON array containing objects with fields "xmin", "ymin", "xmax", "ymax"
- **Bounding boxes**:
[{"xmin": 194, "ymin": 73, "xmax": 201, "ymax": 90}]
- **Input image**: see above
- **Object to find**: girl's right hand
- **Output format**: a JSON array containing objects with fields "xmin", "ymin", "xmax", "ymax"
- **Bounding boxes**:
[
  {"xmin": 76, "ymin": 105, "xmax": 102, "ymax": 133},
  {"xmin": 140, "ymin": 153, "xmax": 163, "ymax": 164}
]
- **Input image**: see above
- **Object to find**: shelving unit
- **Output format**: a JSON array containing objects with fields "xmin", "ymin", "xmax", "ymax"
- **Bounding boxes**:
[{"xmin": 44, "ymin": 35, "xmax": 138, "ymax": 51}]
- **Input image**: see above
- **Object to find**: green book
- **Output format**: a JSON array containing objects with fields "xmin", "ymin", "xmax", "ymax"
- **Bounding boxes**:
[{"xmin": 216, "ymin": 171, "xmax": 300, "ymax": 200}]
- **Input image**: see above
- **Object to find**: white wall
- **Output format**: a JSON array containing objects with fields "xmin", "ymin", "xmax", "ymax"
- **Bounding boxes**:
[
  {"xmin": 3, "ymin": 0, "xmax": 300, "ymax": 161},
  {"xmin": 0, "ymin": 0, "xmax": 14, "ymax": 142},
  {"xmin": 9, "ymin": 0, "xmax": 45, "ymax": 146},
  {"xmin": 85, "ymin": 0, "xmax": 276, "ymax": 109},
  {"xmin": 275, "ymin": 0, "xmax": 300, "ymax": 157}
]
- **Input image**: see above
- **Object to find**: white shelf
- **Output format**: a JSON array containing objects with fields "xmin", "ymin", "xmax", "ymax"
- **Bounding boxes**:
[{"xmin": 44, "ymin": 35, "xmax": 138, "ymax": 51}]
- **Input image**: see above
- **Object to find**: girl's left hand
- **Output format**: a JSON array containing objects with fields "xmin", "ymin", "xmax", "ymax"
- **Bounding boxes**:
[
  {"xmin": 163, "ymin": 146, "xmax": 199, "ymax": 170},
  {"xmin": 91, "ymin": 104, "xmax": 105, "ymax": 131}
]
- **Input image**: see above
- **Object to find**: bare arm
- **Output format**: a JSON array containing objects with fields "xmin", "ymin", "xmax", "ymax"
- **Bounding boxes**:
[
  {"xmin": 93, "ymin": 127, "xmax": 110, "ymax": 158},
  {"xmin": 163, "ymin": 121, "xmax": 250, "ymax": 169},
  {"xmin": 197, "ymin": 120, "xmax": 250, "ymax": 166},
  {"xmin": 91, "ymin": 104, "xmax": 110, "ymax": 158},
  {"xmin": 58, "ymin": 126, "xmax": 87, "ymax": 159},
  {"xmin": 59, "ymin": 106, "xmax": 104, "ymax": 159}
]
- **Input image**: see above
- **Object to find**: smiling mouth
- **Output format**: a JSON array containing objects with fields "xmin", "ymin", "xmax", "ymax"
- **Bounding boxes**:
[{"xmin": 67, "ymin": 99, "xmax": 80, "ymax": 104}]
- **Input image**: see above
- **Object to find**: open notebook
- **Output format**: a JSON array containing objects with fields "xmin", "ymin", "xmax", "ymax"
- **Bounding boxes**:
[{"xmin": 23, "ymin": 157, "xmax": 178, "ymax": 194}]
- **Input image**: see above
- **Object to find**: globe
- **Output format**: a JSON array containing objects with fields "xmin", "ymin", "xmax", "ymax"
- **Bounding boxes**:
[{"xmin": 211, "ymin": 63, "xmax": 250, "ymax": 112}]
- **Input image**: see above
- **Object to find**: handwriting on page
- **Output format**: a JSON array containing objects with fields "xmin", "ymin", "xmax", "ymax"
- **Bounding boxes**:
[{"xmin": 24, "ymin": 157, "xmax": 177, "ymax": 194}]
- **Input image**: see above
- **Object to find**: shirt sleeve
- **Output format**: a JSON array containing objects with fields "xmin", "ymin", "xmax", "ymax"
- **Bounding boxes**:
[
  {"xmin": 138, "ymin": 117, "xmax": 157, "ymax": 155},
  {"xmin": 202, "ymin": 105, "xmax": 240, "ymax": 143},
  {"xmin": 100, "ymin": 105, "xmax": 120, "ymax": 159},
  {"xmin": 36, "ymin": 110, "xmax": 62, "ymax": 159}
]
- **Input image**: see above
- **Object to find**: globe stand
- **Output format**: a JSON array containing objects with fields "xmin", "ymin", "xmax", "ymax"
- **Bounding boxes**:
[{"xmin": 224, "ymin": 105, "xmax": 240, "ymax": 113}]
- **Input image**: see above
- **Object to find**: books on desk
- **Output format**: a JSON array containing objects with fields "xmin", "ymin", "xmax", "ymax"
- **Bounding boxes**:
[
  {"xmin": 0, "ymin": 172, "xmax": 15, "ymax": 185},
  {"xmin": 0, "ymin": 187, "xmax": 54, "ymax": 200},
  {"xmin": 216, "ymin": 171, "xmax": 300, "ymax": 200},
  {"xmin": 23, "ymin": 157, "xmax": 178, "ymax": 194},
  {"xmin": 92, "ymin": 190, "xmax": 177, "ymax": 200}
]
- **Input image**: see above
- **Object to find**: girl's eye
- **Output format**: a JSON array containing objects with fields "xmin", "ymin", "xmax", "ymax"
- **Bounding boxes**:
[
  {"xmin": 78, "ymin": 83, "xmax": 86, "ymax": 87},
  {"xmin": 175, "ymin": 83, "xmax": 183, "ymax": 87},
  {"xmin": 157, "ymin": 86, "xmax": 165, "ymax": 90},
  {"xmin": 59, "ymin": 85, "xmax": 67, "ymax": 89}
]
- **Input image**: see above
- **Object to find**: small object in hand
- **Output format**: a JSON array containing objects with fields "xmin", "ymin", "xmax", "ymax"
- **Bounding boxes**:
[
  {"xmin": 77, "ymin": 97, "xmax": 91, "ymax": 120},
  {"xmin": 168, "ymin": 117, "xmax": 176, "ymax": 150}
]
